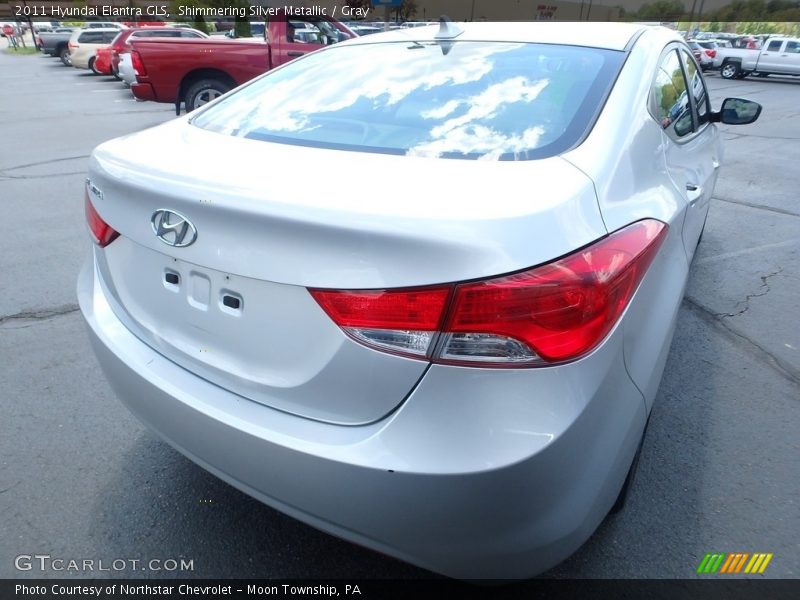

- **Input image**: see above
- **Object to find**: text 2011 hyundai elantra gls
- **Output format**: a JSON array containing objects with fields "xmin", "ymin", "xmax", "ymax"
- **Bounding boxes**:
[{"xmin": 77, "ymin": 22, "xmax": 760, "ymax": 579}]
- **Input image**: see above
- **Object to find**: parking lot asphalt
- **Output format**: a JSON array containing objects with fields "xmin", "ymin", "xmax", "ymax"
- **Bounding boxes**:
[{"xmin": 1, "ymin": 44, "xmax": 798, "ymax": 579}]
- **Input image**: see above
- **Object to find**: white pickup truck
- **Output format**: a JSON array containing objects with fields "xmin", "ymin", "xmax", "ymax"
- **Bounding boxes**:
[{"xmin": 713, "ymin": 37, "xmax": 800, "ymax": 79}]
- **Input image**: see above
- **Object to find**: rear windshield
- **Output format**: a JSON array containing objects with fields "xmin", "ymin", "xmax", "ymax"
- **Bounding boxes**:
[{"xmin": 192, "ymin": 41, "xmax": 624, "ymax": 161}]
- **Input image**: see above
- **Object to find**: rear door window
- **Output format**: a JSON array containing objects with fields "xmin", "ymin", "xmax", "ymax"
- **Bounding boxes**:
[{"xmin": 78, "ymin": 32, "xmax": 102, "ymax": 43}]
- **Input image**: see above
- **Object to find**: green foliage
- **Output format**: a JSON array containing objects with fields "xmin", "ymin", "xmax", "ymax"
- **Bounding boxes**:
[
  {"xmin": 636, "ymin": 0, "xmax": 688, "ymax": 21},
  {"xmin": 234, "ymin": 17, "xmax": 251, "ymax": 38},
  {"xmin": 392, "ymin": 0, "xmax": 418, "ymax": 21},
  {"xmin": 192, "ymin": 16, "xmax": 210, "ymax": 34}
]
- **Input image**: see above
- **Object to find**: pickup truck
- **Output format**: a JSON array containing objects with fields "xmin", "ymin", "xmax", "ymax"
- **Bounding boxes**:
[
  {"xmin": 713, "ymin": 37, "xmax": 800, "ymax": 79},
  {"xmin": 130, "ymin": 15, "xmax": 354, "ymax": 112},
  {"xmin": 37, "ymin": 27, "xmax": 78, "ymax": 65}
]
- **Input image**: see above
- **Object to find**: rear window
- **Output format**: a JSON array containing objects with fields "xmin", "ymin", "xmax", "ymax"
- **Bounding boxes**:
[{"xmin": 192, "ymin": 41, "xmax": 624, "ymax": 161}]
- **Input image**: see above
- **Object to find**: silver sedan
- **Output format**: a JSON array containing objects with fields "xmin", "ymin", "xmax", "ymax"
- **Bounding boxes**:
[{"xmin": 78, "ymin": 22, "xmax": 760, "ymax": 579}]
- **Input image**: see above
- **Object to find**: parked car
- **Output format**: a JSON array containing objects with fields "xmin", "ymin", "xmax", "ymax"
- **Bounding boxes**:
[
  {"xmin": 94, "ymin": 46, "xmax": 114, "ymax": 75},
  {"xmin": 687, "ymin": 40, "xmax": 715, "ymax": 70},
  {"xmin": 37, "ymin": 27, "xmax": 77, "ymax": 64},
  {"xmin": 79, "ymin": 22, "xmax": 761, "ymax": 580},
  {"xmin": 713, "ymin": 36, "xmax": 800, "ymax": 78},
  {"xmin": 128, "ymin": 12, "xmax": 353, "ymax": 111},
  {"xmin": 84, "ymin": 22, "xmax": 126, "ymax": 30},
  {"xmin": 68, "ymin": 28, "xmax": 120, "ymax": 73},
  {"xmin": 110, "ymin": 27, "xmax": 208, "ymax": 82}
]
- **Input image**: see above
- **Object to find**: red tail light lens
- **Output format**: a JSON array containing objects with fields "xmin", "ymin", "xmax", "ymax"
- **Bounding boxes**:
[
  {"xmin": 705, "ymin": 49, "xmax": 717, "ymax": 58},
  {"xmin": 310, "ymin": 220, "xmax": 667, "ymax": 366},
  {"xmin": 443, "ymin": 220, "xmax": 667, "ymax": 362},
  {"xmin": 85, "ymin": 191, "xmax": 119, "ymax": 248},
  {"xmin": 131, "ymin": 50, "xmax": 146, "ymax": 76},
  {"xmin": 309, "ymin": 287, "xmax": 450, "ymax": 358}
]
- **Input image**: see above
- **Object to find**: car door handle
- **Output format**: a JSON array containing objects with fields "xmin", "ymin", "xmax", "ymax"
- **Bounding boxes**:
[
  {"xmin": 287, "ymin": 51, "xmax": 305, "ymax": 57},
  {"xmin": 686, "ymin": 183, "xmax": 703, "ymax": 205}
]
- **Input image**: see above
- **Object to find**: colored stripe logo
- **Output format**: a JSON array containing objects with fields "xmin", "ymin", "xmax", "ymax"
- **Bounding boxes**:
[{"xmin": 697, "ymin": 552, "xmax": 773, "ymax": 574}]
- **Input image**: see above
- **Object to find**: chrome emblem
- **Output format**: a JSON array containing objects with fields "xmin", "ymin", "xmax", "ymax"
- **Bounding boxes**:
[
  {"xmin": 85, "ymin": 178, "xmax": 103, "ymax": 201},
  {"xmin": 151, "ymin": 209, "xmax": 197, "ymax": 247}
]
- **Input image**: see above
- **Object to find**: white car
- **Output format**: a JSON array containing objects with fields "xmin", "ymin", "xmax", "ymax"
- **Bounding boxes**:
[
  {"xmin": 79, "ymin": 22, "xmax": 761, "ymax": 579},
  {"xmin": 68, "ymin": 28, "xmax": 119, "ymax": 73},
  {"xmin": 118, "ymin": 51, "xmax": 135, "ymax": 86}
]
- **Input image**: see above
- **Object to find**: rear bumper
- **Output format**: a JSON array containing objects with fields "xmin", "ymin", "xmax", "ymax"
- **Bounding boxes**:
[
  {"xmin": 131, "ymin": 82, "xmax": 156, "ymax": 101},
  {"xmin": 78, "ymin": 255, "xmax": 647, "ymax": 579}
]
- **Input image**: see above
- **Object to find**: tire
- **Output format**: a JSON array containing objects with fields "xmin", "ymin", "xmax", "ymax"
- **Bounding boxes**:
[
  {"xmin": 185, "ymin": 78, "xmax": 231, "ymax": 112},
  {"xmin": 59, "ymin": 46, "xmax": 71, "ymax": 66},
  {"xmin": 720, "ymin": 61, "xmax": 740, "ymax": 79},
  {"xmin": 112, "ymin": 66, "xmax": 121, "ymax": 81},
  {"xmin": 89, "ymin": 57, "xmax": 100, "ymax": 75}
]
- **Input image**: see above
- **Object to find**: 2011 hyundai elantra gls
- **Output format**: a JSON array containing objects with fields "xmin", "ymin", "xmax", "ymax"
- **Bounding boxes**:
[{"xmin": 77, "ymin": 21, "xmax": 760, "ymax": 579}]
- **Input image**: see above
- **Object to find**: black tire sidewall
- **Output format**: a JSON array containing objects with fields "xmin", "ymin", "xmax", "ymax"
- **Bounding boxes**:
[{"xmin": 186, "ymin": 79, "xmax": 230, "ymax": 112}]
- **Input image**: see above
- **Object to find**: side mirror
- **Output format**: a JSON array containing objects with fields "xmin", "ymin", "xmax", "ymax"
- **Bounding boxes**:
[{"xmin": 711, "ymin": 98, "xmax": 762, "ymax": 125}]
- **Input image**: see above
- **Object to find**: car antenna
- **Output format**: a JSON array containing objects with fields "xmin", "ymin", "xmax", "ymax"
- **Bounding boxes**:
[
  {"xmin": 435, "ymin": 16, "xmax": 463, "ymax": 56},
  {"xmin": 435, "ymin": 16, "xmax": 464, "ymax": 40}
]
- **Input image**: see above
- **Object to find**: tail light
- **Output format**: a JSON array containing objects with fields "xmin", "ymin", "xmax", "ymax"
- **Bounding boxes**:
[
  {"xmin": 131, "ymin": 50, "xmax": 146, "ymax": 76},
  {"xmin": 310, "ymin": 220, "xmax": 667, "ymax": 367},
  {"xmin": 705, "ymin": 49, "xmax": 717, "ymax": 58},
  {"xmin": 69, "ymin": 42, "xmax": 78, "ymax": 49},
  {"xmin": 85, "ymin": 189, "xmax": 119, "ymax": 247}
]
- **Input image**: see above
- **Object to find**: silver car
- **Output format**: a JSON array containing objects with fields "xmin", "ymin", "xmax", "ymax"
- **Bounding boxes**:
[{"xmin": 78, "ymin": 22, "xmax": 760, "ymax": 579}]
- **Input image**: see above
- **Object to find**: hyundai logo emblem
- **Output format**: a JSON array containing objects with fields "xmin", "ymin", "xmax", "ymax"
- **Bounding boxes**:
[{"xmin": 151, "ymin": 209, "xmax": 197, "ymax": 248}]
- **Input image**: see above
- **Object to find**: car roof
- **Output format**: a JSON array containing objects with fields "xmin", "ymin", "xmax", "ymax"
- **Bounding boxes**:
[{"xmin": 344, "ymin": 21, "xmax": 649, "ymax": 51}]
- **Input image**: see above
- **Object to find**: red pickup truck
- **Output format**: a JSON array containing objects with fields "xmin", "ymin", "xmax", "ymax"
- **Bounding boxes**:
[{"xmin": 130, "ymin": 15, "xmax": 354, "ymax": 112}]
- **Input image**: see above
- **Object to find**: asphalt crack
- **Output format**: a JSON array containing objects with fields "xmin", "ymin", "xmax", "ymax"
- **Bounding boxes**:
[
  {"xmin": 683, "ymin": 296, "xmax": 800, "ymax": 388},
  {"xmin": 713, "ymin": 196, "xmax": 800, "ymax": 219},
  {"xmin": 717, "ymin": 268, "xmax": 783, "ymax": 318},
  {"xmin": 0, "ymin": 304, "xmax": 80, "ymax": 327},
  {"xmin": 0, "ymin": 154, "xmax": 89, "ymax": 176},
  {"xmin": 0, "ymin": 480, "xmax": 21, "ymax": 494}
]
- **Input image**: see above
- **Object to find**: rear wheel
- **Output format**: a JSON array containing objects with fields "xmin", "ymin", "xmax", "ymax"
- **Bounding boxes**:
[
  {"xmin": 89, "ymin": 57, "xmax": 100, "ymax": 75},
  {"xmin": 185, "ymin": 79, "xmax": 231, "ymax": 112},
  {"xmin": 720, "ymin": 61, "xmax": 740, "ymax": 79},
  {"xmin": 59, "ymin": 46, "xmax": 71, "ymax": 66}
]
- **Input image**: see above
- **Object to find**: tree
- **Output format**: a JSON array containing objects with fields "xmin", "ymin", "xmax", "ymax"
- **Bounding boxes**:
[
  {"xmin": 636, "ymin": 0, "xmax": 688, "ymax": 21},
  {"xmin": 392, "ymin": 0, "xmax": 418, "ymax": 22}
]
